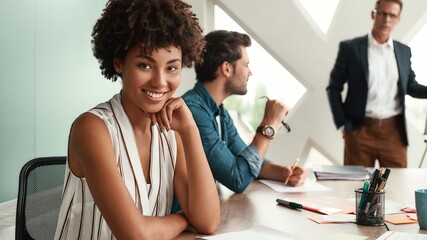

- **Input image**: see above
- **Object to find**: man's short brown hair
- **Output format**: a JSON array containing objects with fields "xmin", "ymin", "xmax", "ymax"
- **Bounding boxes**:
[{"xmin": 375, "ymin": 0, "xmax": 403, "ymax": 13}]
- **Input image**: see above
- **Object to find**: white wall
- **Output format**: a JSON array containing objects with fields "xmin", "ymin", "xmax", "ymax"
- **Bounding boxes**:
[
  {"xmin": 1, "ymin": 0, "xmax": 427, "ymax": 203},
  {"xmin": 0, "ymin": 0, "xmax": 206, "ymax": 203},
  {"xmin": 0, "ymin": 0, "xmax": 119, "ymax": 202}
]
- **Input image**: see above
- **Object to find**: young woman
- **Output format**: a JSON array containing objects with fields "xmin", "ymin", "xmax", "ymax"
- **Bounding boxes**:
[{"xmin": 54, "ymin": 0, "xmax": 220, "ymax": 239}]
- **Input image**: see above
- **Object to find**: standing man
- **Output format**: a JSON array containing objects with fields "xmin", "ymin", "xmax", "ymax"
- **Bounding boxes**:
[
  {"xmin": 327, "ymin": 0, "xmax": 427, "ymax": 167},
  {"xmin": 182, "ymin": 30, "xmax": 306, "ymax": 193}
]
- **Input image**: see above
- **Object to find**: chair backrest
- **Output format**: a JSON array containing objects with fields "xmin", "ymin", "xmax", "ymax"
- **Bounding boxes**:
[{"xmin": 15, "ymin": 156, "xmax": 66, "ymax": 240}]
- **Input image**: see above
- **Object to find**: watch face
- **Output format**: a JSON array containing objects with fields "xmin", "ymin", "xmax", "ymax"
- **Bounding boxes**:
[
  {"xmin": 257, "ymin": 125, "xmax": 275, "ymax": 138},
  {"xmin": 263, "ymin": 126, "xmax": 275, "ymax": 138},
  {"xmin": 264, "ymin": 126, "xmax": 274, "ymax": 137}
]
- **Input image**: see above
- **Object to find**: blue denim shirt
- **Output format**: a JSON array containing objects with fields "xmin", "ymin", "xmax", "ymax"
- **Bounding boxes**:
[{"xmin": 182, "ymin": 82, "xmax": 269, "ymax": 193}]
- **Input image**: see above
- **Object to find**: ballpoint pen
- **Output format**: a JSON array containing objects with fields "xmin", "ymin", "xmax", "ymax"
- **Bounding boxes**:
[
  {"xmin": 284, "ymin": 158, "xmax": 299, "ymax": 185},
  {"xmin": 379, "ymin": 168, "xmax": 391, "ymax": 190},
  {"xmin": 368, "ymin": 169, "xmax": 380, "ymax": 193},
  {"xmin": 276, "ymin": 198, "xmax": 303, "ymax": 209},
  {"xmin": 376, "ymin": 169, "xmax": 390, "ymax": 192}
]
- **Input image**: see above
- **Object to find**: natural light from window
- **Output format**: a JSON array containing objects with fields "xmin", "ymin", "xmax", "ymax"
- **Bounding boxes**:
[
  {"xmin": 295, "ymin": 0, "xmax": 340, "ymax": 34},
  {"xmin": 214, "ymin": 5, "xmax": 306, "ymax": 129},
  {"xmin": 407, "ymin": 21, "xmax": 427, "ymax": 133}
]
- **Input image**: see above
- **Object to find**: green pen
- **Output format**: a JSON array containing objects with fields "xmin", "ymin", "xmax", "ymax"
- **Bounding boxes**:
[
  {"xmin": 276, "ymin": 198, "xmax": 303, "ymax": 209},
  {"xmin": 359, "ymin": 181, "xmax": 369, "ymax": 209}
]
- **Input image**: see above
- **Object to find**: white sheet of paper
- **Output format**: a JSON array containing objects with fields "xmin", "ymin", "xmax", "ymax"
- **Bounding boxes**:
[
  {"xmin": 322, "ymin": 214, "xmax": 356, "ymax": 223},
  {"xmin": 259, "ymin": 179, "xmax": 331, "ymax": 193},
  {"xmin": 199, "ymin": 224, "xmax": 306, "ymax": 240},
  {"xmin": 376, "ymin": 231, "xmax": 427, "ymax": 240}
]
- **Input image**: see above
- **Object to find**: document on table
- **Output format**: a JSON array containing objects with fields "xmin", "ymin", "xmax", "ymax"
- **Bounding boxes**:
[
  {"xmin": 259, "ymin": 179, "xmax": 331, "ymax": 192},
  {"xmin": 313, "ymin": 165, "xmax": 370, "ymax": 181},
  {"xmin": 199, "ymin": 224, "xmax": 307, "ymax": 240},
  {"xmin": 290, "ymin": 197, "xmax": 355, "ymax": 215},
  {"xmin": 309, "ymin": 214, "xmax": 356, "ymax": 224},
  {"xmin": 376, "ymin": 231, "xmax": 427, "ymax": 240}
]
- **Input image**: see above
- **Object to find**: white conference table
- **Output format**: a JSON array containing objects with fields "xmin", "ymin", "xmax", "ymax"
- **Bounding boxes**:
[{"xmin": 178, "ymin": 168, "xmax": 427, "ymax": 239}]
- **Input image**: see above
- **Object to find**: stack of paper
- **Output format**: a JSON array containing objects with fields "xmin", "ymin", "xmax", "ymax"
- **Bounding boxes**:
[{"xmin": 313, "ymin": 165, "xmax": 370, "ymax": 181}]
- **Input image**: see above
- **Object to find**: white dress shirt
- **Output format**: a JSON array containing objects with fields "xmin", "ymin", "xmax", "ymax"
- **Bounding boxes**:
[{"xmin": 365, "ymin": 32, "xmax": 402, "ymax": 119}]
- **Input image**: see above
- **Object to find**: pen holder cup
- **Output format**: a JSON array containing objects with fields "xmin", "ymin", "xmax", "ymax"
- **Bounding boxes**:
[{"xmin": 355, "ymin": 188, "xmax": 385, "ymax": 226}]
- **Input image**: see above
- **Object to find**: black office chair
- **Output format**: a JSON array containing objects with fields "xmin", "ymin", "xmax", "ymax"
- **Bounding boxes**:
[{"xmin": 15, "ymin": 156, "xmax": 66, "ymax": 240}]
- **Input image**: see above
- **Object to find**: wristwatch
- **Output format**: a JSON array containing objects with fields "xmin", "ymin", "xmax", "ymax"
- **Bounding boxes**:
[{"xmin": 256, "ymin": 125, "xmax": 275, "ymax": 139}]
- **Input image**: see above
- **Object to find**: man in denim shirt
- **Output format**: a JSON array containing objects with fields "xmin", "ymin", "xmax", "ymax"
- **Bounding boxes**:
[{"xmin": 182, "ymin": 30, "xmax": 306, "ymax": 193}]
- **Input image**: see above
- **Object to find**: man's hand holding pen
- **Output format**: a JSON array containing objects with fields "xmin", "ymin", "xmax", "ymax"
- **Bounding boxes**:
[
  {"xmin": 285, "ymin": 158, "xmax": 300, "ymax": 185},
  {"xmin": 284, "ymin": 159, "xmax": 306, "ymax": 187},
  {"xmin": 259, "ymin": 96, "xmax": 290, "ymax": 132},
  {"xmin": 284, "ymin": 166, "xmax": 306, "ymax": 186}
]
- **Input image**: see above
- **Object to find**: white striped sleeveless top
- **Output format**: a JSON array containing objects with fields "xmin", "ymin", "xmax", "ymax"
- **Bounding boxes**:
[{"xmin": 54, "ymin": 93, "xmax": 177, "ymax": 240}]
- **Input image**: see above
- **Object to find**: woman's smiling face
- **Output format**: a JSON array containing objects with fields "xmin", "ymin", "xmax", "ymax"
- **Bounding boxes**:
[{"xmin": 114, "ymin": 45, "xmax": 182, "ymax": 114}]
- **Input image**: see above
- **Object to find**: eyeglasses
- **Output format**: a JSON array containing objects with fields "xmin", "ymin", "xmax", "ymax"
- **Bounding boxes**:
[
  {"xmin": 259, "ymin": 96, "xmax": 291, "ymax": 133},
  {"xmin": 374, "ymin": 10, "xmax": 399, "ymax": 21}
]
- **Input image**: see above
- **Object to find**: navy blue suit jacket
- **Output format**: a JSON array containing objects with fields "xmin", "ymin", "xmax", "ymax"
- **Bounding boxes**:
[{"xmin": 326, "ymin": 35, "xmax": 427, "ymax": 145}]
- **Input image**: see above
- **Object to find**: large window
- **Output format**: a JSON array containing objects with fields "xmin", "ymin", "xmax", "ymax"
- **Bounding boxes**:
[
  {"xmin": 295, "ymin": 0, "xmax": 339, "ymax": 34},
  {"xmin": 406, "ymin": 21, "xmax": 427, "ymax": 133}
]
